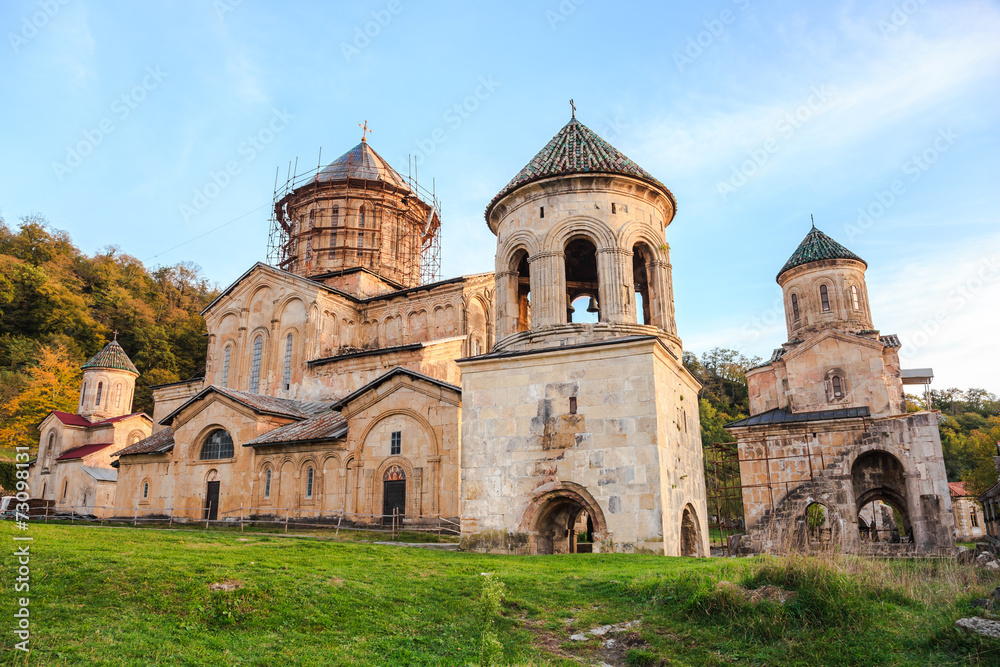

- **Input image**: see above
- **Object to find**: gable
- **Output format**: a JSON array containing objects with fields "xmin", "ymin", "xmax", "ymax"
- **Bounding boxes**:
[{"xmin": 336, "ymin": 367, "xmax": 461, "ymax": 420}]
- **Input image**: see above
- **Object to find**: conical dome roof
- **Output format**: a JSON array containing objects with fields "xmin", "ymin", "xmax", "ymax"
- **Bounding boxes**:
[
  {"xmin": 82, "ymin": 339, "xmax": 139, "ymax": 374},
  {"xmin": 486, "ymin": 117, "xmax": 675, "ymax": 219},
  {"xmin": 315, "ymin": 140, "xmax": 408, "ymax": 188},
  {"xmin": 777, "ymin": 225, "xmax": 866, "ymax": 280}
]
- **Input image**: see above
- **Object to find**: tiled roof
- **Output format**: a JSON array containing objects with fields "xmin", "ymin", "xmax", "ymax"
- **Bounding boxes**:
[
  {"xmin": 315, "ymin": 141, "xmax": 409, "ymax": 188},
  {"xmin": 726, "ymin": 405, "xmax": 871, "ymax": 428},
  {"xmin": 82, "ymin": 339, "xmax": 139, "ymax": 374},
  {"xmin": 49, "ymin": 411, "xmax": 147, "ymax": 429},
  {"xmin": 244, "ymin": 412, "xmax": 348, "ymax": 447},
  {"xmin": 486, "ymin": 117, "xmax": 674, "ymax": 220},
  {"xmin": 113, "ymin": 428, "xmax": 175, "ymax": 457},
  {"xmin": 949, "ymin": 482, "xmax": 970, "ymax": 498},
  {"xmin": 51, "ymin": 411, "xmax": 92, "ymax": 427},
  {"xmin": 81, "ymin": 466, "xmax": 118, "ymax": 482},
  {"xmin": 158, "ymin": 385, "xmax": 333, "ymax": 426},
  {"xmin": 56, "ymin": 443, "xmax": 114, "ymax": 461},
  {"xmin": 778, "ymin": 226, "xmax": 866, "ymax": 280}
]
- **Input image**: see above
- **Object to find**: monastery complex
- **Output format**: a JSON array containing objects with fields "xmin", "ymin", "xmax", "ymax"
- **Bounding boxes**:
[{"xmin": 28, "ymin": 112, "xmax": 957, "ymax": 556}]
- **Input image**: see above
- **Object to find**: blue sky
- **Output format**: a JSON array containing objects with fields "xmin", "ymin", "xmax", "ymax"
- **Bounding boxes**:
[{"xmin": 2, "ymin": 0, "xmax": 998, "ymax": 392}]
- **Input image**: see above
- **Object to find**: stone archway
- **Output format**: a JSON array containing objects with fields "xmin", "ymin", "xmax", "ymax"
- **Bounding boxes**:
[
  {"xmin": 681, "ymin": 504, "xmax": 704, "ymax": 557},
  {"xmin": 852, "ymin": 450, "xmax": 911, "ymax": 543},
  {"xmin": 520, "ymin": 483, "xmax": 607, "ymax": 555}
]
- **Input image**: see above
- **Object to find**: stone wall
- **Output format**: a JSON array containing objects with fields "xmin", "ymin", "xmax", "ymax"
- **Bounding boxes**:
[
  {"xmin": 459, "ymin": 337, "xmax": 708, "ymax": 556},
  {"xmin": 730, "ymin": 412, "xmax": 955, "ymax": 554}
]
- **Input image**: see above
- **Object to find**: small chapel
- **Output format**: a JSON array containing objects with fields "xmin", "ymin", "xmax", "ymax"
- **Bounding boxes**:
[
  {"xmin": 29, "ymin": 112, "xmax": 711, "ymax": 556},
  {"xmin": 724, "ymin": 225, "xmax": 954, "ymax": 554}
]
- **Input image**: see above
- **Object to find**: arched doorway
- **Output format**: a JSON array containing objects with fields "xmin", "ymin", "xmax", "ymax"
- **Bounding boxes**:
[
  {"xmin": 852, "ymin": 450, "xmax": 911, "ymax": 543},
  {"xmin": 382, "ymin": 465, "xmax": 406, "ymax": 524},
  {"xmin": 681, "ymin": 504, "xmax": 704, "ymax": 557},
  {"xmin": 205, "ymin": 469, "xmax": 220, "ymax": 521},
  {"xmin": 522, "ymin": 484, "xmax": 607, "ymax": 555}
]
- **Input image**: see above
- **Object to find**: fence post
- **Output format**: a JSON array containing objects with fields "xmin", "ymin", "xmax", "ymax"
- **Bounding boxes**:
[
  {"xmin": 335, "ymin": 512, "xmax": 343, "ymax": 538},
  {"xmin": 168, "ymin": 506, "xmax": 173, "ymax": 527},
  {"xmin": 133, "ymin": 505, "xmax": 139, "ymax": 526},
  {"xmin": 284, "ymin": 509, "xmax": 289, "ymax": 534},
  {"xmin": 205, "ymin": 506, "xmax": 210, "ymax": 530},
  {"xmin": 240, "ymin": 505, "xmax": 244, "ymax": 533}
]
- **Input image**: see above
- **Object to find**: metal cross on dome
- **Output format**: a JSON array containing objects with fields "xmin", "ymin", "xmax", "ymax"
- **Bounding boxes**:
[
  {"xmin": 359, "ymin": 120, "xmax": 372, "ymax": 142},
  {"xmin": 570, "ymin": 99, "xmax": 576, "ymax": 118}
]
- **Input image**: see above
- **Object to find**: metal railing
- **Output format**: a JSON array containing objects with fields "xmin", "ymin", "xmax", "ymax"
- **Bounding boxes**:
[{"xmin": 21, "ymin": 504, "xmax": 461, "ymax": 539}]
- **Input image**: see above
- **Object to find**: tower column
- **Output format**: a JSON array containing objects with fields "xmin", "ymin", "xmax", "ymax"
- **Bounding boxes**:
[
  {"xmin": 654, "ymin": 259, "xmax": 677, "ymax": 334},
  {"xmin": 495, "ymin": 270, "xmax": 518, "ymax": 339},
  {"xmin": 597, "ymin": 248, "xmax": 631, "ymax": 325},
  {"xmin": 529, "ymin": 251, "xmax": 565, "ymax": 327}
]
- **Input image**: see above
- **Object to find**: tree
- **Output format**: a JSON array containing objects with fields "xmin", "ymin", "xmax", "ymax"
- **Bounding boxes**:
[
  {"xmin": 961, "ymin": 416, "xmax": 1000, "ymax": 498},
  {"xmin": 0, "ymin": 344, "xmax": 80, "ymax": 454}
]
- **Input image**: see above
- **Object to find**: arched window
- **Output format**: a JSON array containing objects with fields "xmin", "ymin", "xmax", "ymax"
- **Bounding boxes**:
[
  {"xmin": 80, "ymin": 382, "xmax": 87, "ymax": 405},
  {"xmin": 142, "ymin": 481, "xmax": 149, "ymax": 499},
  {"xmin": 114, "ymin": 383, "xmax": 122, "ymax": 408},
  {"xmin": 200, "ymin": 429, "xmax": 235, "ymax": 460},
  {"xmin": 819, "ymin": 285, "xmax": 831, "ymax": 312},
  {"xmin": 832, "ymin": 375, "xmax": 843, "ymax": 399},
  {"xmin": 511, "ymin": 249, "xmax": 531, "ymax": 332},
  {"xmin": 222, "ymin": 345, "xmax": 232, "ymax": 388},
  {"xmin": 850, "ymin": 285, "xmax": 861, "ymax": 310},
  {"xmin": 95, "ymin": 382, "xmax": 103, "ymax": 406},
  {"xmin": 306, "ymin": 466, "xmax": 314, "ymax": 498},
  {"xmin": 282, "ymin": 333, "xmax": 294, "ymax": 391},
  {"xmin": 332, "ymin": 205, "xmax": 339, "ymax": 227},
  {"xmin": 62, "ymin": 480, "xmax": 69, "ymax": 500},
  {"xmin": 263, "ymin": 467, "xmax": 272, "ymax": 499},
  {"xmin": 43, "ymin": 432, "xmax": 55, "ymax": 468},
  {"xmin": 391, "ymin": 431, "xmax": 402, "ymax": 456},
  {"xmin": 632, "ymin": 243, "xmax": 654, "ymax": 325},
  {"xmin": 249, "ymin": 335, "xmax": 263, "ymax": 393},
  {"xmin": 791, "ymin": 293, "xmax": 800, "ymax": 320},
  {"xmin": 358, "ymin": 205, "xmax": 366, "ymax": 228},
  {"xmin": 565, "ymin": 238, "xmax": 600, "ymax": 323}
]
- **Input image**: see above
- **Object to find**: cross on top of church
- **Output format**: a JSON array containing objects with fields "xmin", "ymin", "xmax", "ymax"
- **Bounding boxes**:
[
  {"xmin": 359, "ymin": 120, "xmax": 372, "ymax": 142},
  {"xmin": 112, "ymin": 330, "xmax": 118, "ymax": 341},
  {"xmin": 570, "ymin": 99, "xmax": 576, "ymax": 119}
]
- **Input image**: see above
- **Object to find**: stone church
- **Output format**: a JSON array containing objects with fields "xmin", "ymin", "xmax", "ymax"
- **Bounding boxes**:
[
  {"xmin": 29, "ymin": 114, "xmax": 710, "ymax": 556},
  {"xmin": 725, "ymin": 225, "xmax": 954, "ymax": 554}
]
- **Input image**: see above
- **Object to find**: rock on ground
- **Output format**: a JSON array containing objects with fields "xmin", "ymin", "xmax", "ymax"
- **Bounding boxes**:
[{"xmin": 955, "ymin": 617, "xmax": 1000, "ymax": 639}]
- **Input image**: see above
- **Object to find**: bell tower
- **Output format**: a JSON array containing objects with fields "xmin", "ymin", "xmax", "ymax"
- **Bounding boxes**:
[
  {"xmin": 485, "ymin": 115, "xmax": 680, "ymax": 355},
  {"xmin": 460, "ymin": 111, "xmax": 709, "ymax": 558}
]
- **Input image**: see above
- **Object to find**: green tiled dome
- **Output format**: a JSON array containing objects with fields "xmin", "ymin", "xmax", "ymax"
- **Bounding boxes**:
[
  {"xmin": 82, "ymin": 339, "xmax": 139, "ymax": 374},
  {"xmin": 486, "ymin": 117, "xmax": 675, "ymax": 220},
  {"xmin": 777, "ymin": 226, "xmax": 866, "ymax": 280}
]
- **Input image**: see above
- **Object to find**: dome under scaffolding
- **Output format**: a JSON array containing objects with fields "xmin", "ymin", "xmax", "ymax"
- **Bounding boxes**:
[{"xmin": 267, "ymin": 141, "xmax": 442, "ymax": 289}]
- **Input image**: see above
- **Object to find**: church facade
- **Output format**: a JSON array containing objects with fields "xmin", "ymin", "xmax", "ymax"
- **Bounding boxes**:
[{"xmin": 29, "ymin": 116, "xmax": 709, "ymax": 555}]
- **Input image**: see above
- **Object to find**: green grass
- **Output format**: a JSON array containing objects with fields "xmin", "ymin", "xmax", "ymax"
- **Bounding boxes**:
[{"xmin": 2, "ymin": 522, "xmax": 999, "ymax": 666}]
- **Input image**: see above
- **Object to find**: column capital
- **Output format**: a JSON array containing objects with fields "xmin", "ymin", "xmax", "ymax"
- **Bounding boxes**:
[{"xmin": 529, "ymin": 250, "xmax": 564, "ymax": 262}]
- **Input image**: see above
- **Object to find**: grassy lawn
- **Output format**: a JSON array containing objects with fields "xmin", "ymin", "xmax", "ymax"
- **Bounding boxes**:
[{"xmin": 2, "ymin": 522, "xmax": 999, "ymax": 666}]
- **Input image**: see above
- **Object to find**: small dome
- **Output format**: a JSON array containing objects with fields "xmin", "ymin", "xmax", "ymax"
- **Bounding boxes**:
[
  {"xmin": 777, "ymin": 225, "xmax": 866, "ymax": 281},
  {"xmin": 82, "ymin": 339, "xmax": 138, "ymax": 374},
  {"xmin": 486, "ymin": 117, "xmax": 675, "ymax": 221},
  {"xmin": 315, "ymin": 141, "xmax": 409, "ymax": 188}
]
